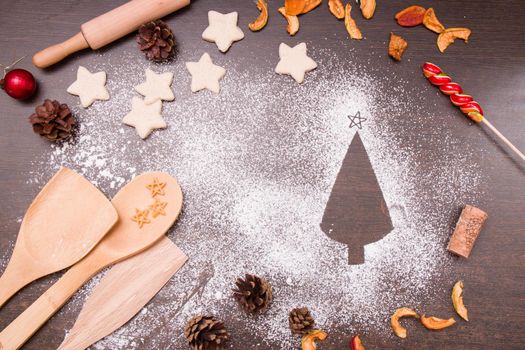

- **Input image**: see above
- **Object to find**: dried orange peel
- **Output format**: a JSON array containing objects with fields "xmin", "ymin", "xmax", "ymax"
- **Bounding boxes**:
[
  {"xmin": 344, "ymin": 4, "xmax": 363, "ymax": 40},
  {"xmin": 420, "ymin": 315, "xmax": 456, "ymax": 330},
  {"xmin": 452, "ymin": 280, "xmax": 469, "ymax": 321},
  {"xmin": 302, "ymin": 0, "xmax": 322, "ymax": 14},
  {"xmin": 301, "ymin": 329, "xmax": 328, "ymax": 350},
  {"xmin": 437, "ymin": 27, "xmax": 471, "ymax": 52},
  {"xmin": 285, "ymin": 0, "xmax": 305, "ymax": 15},
  {"xmin": 360, "ymin": 0, "xmax": 376, "ymax": 19},
  {"xmin": 328, "ymin": 0, "xmax": 345, "ymax": 19},
  {"xmin": 389, "ymin": 32, "xmax": 408, "ymax": 61},
  {"xmin": 390, "ymin": 307, "xmax": 418, "ymax": 338},
  {"xmin": 350, "ymin": 335, "xmax": 365, "ymax": 350},
  {"xmin": 249, "ymin": 0, "xmax": 269, "ymax": 32},
  {"xmin": 278, "ymin": 7, "xmax": 299, "ymax": 36},
  {"xmin": 423, "ymin": 8, "xmax": 445, "ymax": 33}
]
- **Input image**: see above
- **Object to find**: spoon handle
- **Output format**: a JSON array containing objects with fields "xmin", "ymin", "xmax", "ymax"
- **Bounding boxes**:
[{"xmin": 0, "ymin": 255, "xmax": 104, "ymax": 350}]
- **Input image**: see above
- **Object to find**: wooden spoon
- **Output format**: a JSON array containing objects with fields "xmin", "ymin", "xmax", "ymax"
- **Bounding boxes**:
[
  {"xmin": 57, "ymin": 237, "xmax": 187, "ymax": 350},
  {"xmin": 0, "ymin": 172, "xmax": 183, "ymax": 350},
  {"xmin": 0, "ymin": 167, "xmax": 118, "ymax": 308}
]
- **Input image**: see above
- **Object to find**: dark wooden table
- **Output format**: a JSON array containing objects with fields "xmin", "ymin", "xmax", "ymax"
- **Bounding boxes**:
[{"xmin": 1, "ymin": 0, "xmax": 524, "ymax": 349}]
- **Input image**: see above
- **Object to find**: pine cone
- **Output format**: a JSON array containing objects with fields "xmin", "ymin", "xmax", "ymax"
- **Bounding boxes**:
[
  {"xmin": 232, "ymin": 274, "xmax": 272, "ymax": 313},
  {"xmin": 289, "ymin": 307, "xmax": 315, "ymax": 335},
  {"xmin": 184, "ymin": 315, "xmax": 230, "ymax": 350},
  {"xmin": 136, "ymin": 20, "xmax": 176, "ymax": 62},
  {"xmin": 29, "ymin": 99, "xmax": 76, "ymax": 142}
]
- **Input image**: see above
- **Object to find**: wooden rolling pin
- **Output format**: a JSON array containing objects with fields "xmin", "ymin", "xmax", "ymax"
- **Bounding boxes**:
[{"xmin": 32, "ymin": 0, "xmax": 190, "ymax": 68}]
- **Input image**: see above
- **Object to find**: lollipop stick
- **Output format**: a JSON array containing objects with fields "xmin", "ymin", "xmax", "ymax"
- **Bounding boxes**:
[{"xmin": 482, "ymin": 118, "xmax": 525, "ymax": 162}]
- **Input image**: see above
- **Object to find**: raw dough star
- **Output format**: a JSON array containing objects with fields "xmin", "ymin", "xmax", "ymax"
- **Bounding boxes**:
[
  {"xmin": 122, "ymin": 97, "xmax": 166, "ymax": 139},
  {"xmin": 134, "ymin": 69, "xmax": 175, "ymax": 105},
  {"xmin": 149, "ymin": 198, "xmax": 168, "ymax": 218},
  {"xmin": 131, "ymin": 208, "xmax": 150, "ymax": 228},
  {"xmin": 146, "ymin": 178, "xmax": 166, "ymax": 197},
  {"xmin": 186, "ymin": 53, "xmax": 226, "ymax": 94},
  {"xmin": 67, "ymin": 66, "xmax": 109, "ymax": 108},
  {"xmin": 275, "ymin": 43, "xmax": 318, "ymax": 83},
  {"xmin": 202, "ymin": 11, "xmax": 245, "ymax": 52}
]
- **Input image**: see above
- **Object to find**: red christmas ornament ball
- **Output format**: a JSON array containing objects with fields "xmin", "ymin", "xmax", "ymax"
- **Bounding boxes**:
[{"xmin": 1, "ymin": 69, "xmax": 37, "ymax": 100}]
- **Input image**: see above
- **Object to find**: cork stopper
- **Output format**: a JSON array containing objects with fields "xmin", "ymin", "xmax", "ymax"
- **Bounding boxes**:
[{"xmin": 447, "ymin": 205, "xmax": 488, "ymax": 258}]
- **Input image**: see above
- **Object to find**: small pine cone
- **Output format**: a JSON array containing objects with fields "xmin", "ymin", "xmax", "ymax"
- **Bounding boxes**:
[
  {"xmin": 136, "ymin": 20, "xmax": 176, "ymax": 62},
  {"xmin": 184, "ymin": 315, "xmax": 230, "ymax": 350},
  {"xmin": 232, "ymin": 274, "xmax": 273, "ymax": 313},
  {"xmin": 289, "ymin": 307, "xmax": 315, "ymax": 335},
  {"xmin": 29, "ymin": 99, "xmax": 76, "ymax": 142}
]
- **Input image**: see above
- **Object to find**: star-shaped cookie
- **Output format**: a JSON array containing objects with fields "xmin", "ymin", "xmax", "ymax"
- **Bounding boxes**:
[
  {"xmin": 186, "ymin": 53, "xmax": 226, "ymax": 94},
  {"xmin": 67, "ymin": 66, "xmax": 109, "ymax": 108},
  {"xmin": 202, "ymin": 11, "xmax": 245, "ymax": 52},
  {"xmin": 134, "ymin": 69, "xmax": 175, "ymax": 105},
  {"xmin": 275, "ymin": 43, "xmax": 318, "ymax": 83},
  {"xmin": 122, "ymin": 97, "xmax": 166, "ymax": 139}
]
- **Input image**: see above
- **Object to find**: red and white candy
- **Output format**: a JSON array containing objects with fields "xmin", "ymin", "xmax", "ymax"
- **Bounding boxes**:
[{"xmin": 422, "ymin": 62, "xmax": 484, "ymax": 123}]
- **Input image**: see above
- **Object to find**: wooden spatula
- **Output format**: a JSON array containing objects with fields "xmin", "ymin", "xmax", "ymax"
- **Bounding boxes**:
[
  {"xmin": 57, "ymin": 237, "xmax": 187, "ymax": 350},
  {"xmin": 0, "ymin": 167, "xmax": 118, "ymax": 308},
  {"xmin": 0, "ymin": 172, "xmax": 183, "ymax": 350}
]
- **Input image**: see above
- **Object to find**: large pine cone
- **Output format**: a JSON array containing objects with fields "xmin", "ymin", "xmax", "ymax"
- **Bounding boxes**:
[
  {"xmin": 184, "ymin": 315, "xmax": 230, "ymax": 350},
  {"xmin": 232, "ymin": 274, "xmax": 272, "ymax": 313},
  {"xmin": 136, "ymin": 20, "xmax": 176, "ymax": 62},
  {"xmin": 289, "ymin": 307, "xmax": 315, "ymax": 335},
  {"xmin": 29, "ymin": 99, "xmax": 76, "ymax": 142}
]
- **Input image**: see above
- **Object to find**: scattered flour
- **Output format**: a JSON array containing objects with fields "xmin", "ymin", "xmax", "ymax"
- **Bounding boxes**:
[{"xmin": 19, "ymin": 47, "xmax": 483, "ymax": 349}]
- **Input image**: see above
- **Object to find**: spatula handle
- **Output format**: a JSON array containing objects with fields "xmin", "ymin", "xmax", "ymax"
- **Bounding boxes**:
[
  {"xmin": 0, "ymin": 257, "xmax": 102, "ymax": 350},
  {"xmin": 0, "ymin": 262, "xmax": 39, "ymax": 309}
]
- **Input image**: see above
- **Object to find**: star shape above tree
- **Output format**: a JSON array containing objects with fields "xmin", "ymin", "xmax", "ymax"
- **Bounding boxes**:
[
  {"xmin": 131, "ymin": 208, "xmax": 150, "ymax": 228},
  {"xmin": 202, "ymin": 11, "xmax": 244, "ymax": 52},
  {"xmin": 134, "ymin": 69, "xmax": 175, "ymax": 105},
  {"xmin": 122, "ymin": 97, "xmax": 166, "ymax": 139},
  {"xmin": 186, "ymin": 53, "xmax": 226, "ymax": 94},
  {"xmin": 146, "ymin": 178, "xmax": 166, "ymax": 197},
  {"xmin": 67, "ymin": 66, "xmax": 109, "ymax": 108},
  {"xmin": 348, "ymin": 111, "xmax": 366, "ymax": 129},
  {"xmin": 275, "ymin": 43, "xmax": 318, "ymax": 84},
  {"xmin": 149, "ymin": 198, "xmax": 168, "ymax": 218}
]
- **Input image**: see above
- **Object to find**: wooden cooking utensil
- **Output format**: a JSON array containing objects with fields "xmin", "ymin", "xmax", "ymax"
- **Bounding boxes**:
[
  {"xmin": 57, "ymin": 237, "xmax": 187, "ymax": 350},
  {"xmin": 0, "ymin": 172, "xmax": 183, "ymax": 350},
  {"xmin": 0, "ymin": 167, "xmax": 118, "ymax": 309},
  {"xmin": 32, "ymin": 0, "xmax": 191, "ymax": 68}
]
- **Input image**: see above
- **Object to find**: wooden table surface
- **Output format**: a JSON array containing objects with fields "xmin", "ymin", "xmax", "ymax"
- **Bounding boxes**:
[{"xmin": 0, "ymin": 0, "xmax": 524, "ymax": 349}]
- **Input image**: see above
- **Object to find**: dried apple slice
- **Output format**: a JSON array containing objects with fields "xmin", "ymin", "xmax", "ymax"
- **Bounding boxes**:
[
  {"xmin": 437, "ymin": 28, "xmax": 471, "ymax": 52},
  {"xmin": 328, "ymin": 0, "xmax": 345, "ymax": 19},
  {"xmin": 301, "ymin": 329, "xmax": 328, "ymax": 350},
  {"xmin": 278, "ymin": 7, "xmax": 299, "ymax": 36},
  {"xmin": 452, "ymin": 280, "xmax": 469, "ymax": 321},
  {"xmin": 423, "ymin": 8, "xmax": 445, "ymax": 33},
  {"xmin": 395, "ymin": 5, "xmax": 426, "ymax": 27},
  {"xmin": 421, "ymin": 315, "xmax": 456, "ymax": 330},
  {"xmin": 344, "ymin": 4, "xmax": 363, "ymax": 40},
  {"xmin": 249, "ymin": 0, "xmax": 269, "ymax": 31},
  {"xmin": 360, "ymin": 0, "xmax": 376, "ymax": 19},
  {"xmin": 390, "ymin": 307, "xmax": 418, "ymax": 338},
  {"xmin": 285, "ymin": 0, "xmax": 306, "ymax": 16}
]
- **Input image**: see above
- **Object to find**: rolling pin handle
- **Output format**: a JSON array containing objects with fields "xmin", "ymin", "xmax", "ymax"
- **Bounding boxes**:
[{"xmin": 32, "ymin": 32, "xmax": 89, "ymax": 69}]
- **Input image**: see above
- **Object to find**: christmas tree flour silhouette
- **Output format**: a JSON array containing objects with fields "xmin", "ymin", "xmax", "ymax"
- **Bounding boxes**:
[{"xmin": 320, "ymin": 132, "xmax": 393, "ymax": 264}]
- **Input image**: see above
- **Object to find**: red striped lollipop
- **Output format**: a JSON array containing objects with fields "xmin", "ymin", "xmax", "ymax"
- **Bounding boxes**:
[{"xmin": 422, "ymin": 62, "xmax": 525, "ymax": 162}]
